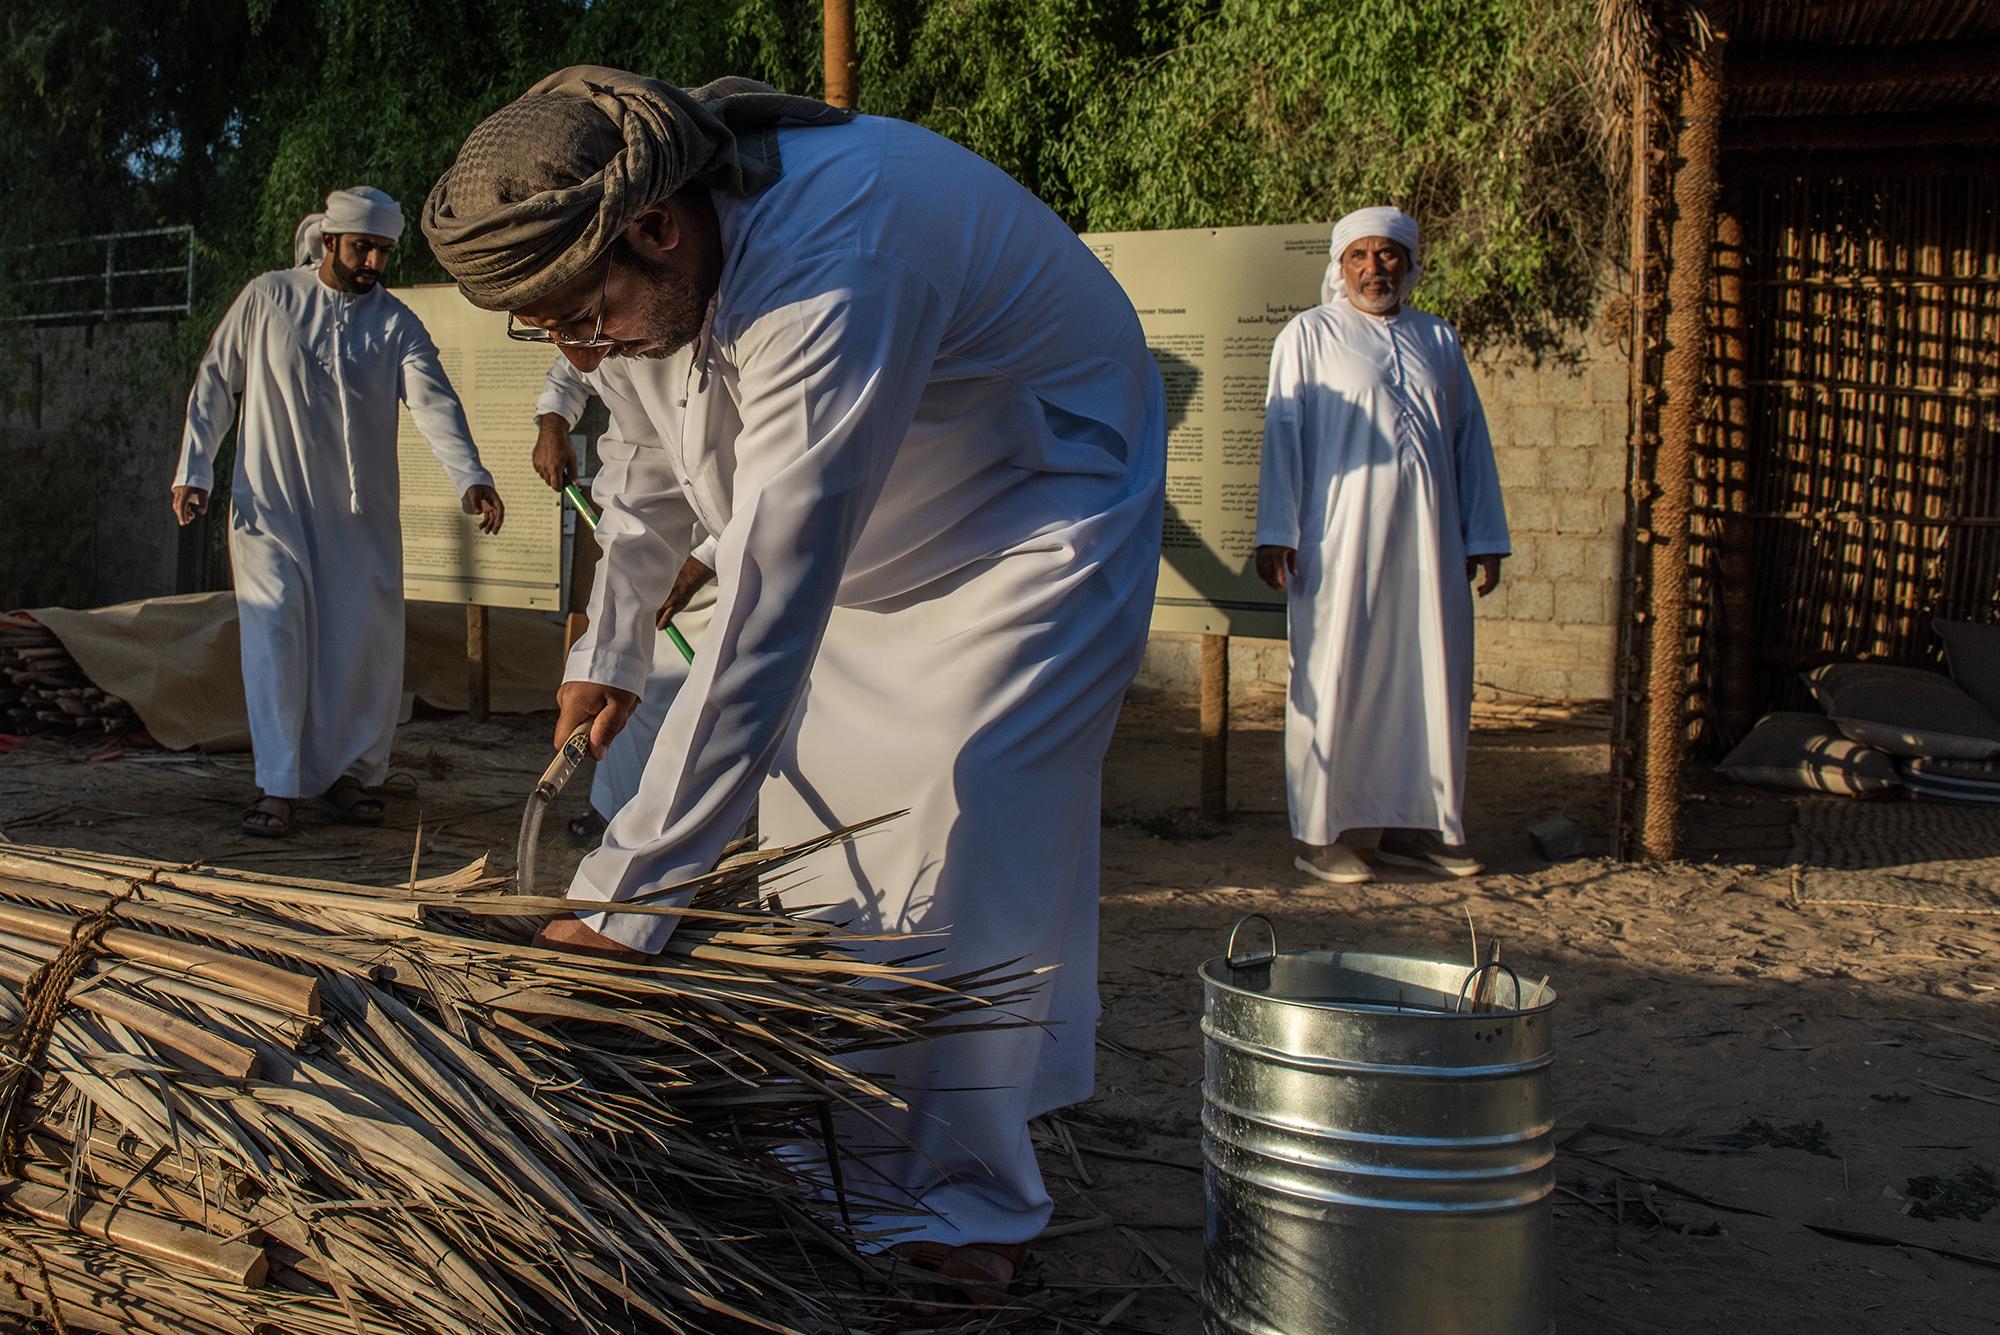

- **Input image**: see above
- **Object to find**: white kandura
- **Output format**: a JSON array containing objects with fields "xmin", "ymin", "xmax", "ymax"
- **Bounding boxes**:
[
  {"xmin": 557, "ymin": 114, "xmax": 1166, "ymax": 1250},
  {"xmin": 1256, "ymin": 296, "xmax": 1510, "ymax": 846},
  {"xmin": 175, "ymin": 268, "xmax": 493, "ymax": 800}
]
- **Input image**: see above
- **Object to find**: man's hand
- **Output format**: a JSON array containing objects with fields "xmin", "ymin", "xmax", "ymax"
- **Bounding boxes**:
[
  {"xmin": 462, "ymin": 484, "xmax": 505, "ymax": 535},
  {"xmin": 555, "ymin": 679, "xmax": 640, "ymax": 760},
  {"xmin": 533, "ymin": 914, "xmax": 648, "ymax": 961},
  {"xmin": 656, "ymin": 554, "xmax": 716, "ymax": 629},
  {"xmin": 170, "ymin": 486, "xmax": 209, "ymax": 526},
  {"xmin": 1468, "ymin": 554, "xmax": 1504, "ymax": 598},
  {"xmin": 1255, "ymin": 544, "xmax": 1299, "ymax": 592},
  {"xmin": 533, "ymin": 413, "xmax": 578, "ymax": 490}
]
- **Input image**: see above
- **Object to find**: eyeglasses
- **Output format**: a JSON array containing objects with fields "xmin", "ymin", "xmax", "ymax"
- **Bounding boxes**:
[{"xmin": 506, "ymin": 263, "xmax": 618, "ymax": 349}]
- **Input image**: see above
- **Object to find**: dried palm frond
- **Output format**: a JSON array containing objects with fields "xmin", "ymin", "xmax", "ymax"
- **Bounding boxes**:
[
  {"xmin": 1592, "ymin": 0, "xmax": 1717, "ymax": 157},
  {"xmin": 0, "ymin": 827, "xmax": 1024, "ymax": 1334}
]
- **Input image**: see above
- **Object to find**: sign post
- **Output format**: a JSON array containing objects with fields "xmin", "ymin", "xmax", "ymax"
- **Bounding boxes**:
[{"xmin": 466, "ymin": 604, "xmax": 490, "ymax": 722}]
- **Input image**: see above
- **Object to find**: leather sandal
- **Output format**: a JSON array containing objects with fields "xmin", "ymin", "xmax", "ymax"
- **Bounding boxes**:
[
  {"xmin": 321, "ymin": 776, "xmax": 386, "ymax": 826},
  {"xmin": 241, "ymin": 794, "xmax": 294, "ymax": 839},
  {"xmin": 888, "ymin": 1239, "xmax": 1028, "ymax": 1323}
]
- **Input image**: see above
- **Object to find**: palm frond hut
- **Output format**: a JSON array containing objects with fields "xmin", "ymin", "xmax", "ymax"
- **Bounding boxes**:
[{"xmin": 1601, "ymin": 0, "xmax": 2000, "ymax": 858}]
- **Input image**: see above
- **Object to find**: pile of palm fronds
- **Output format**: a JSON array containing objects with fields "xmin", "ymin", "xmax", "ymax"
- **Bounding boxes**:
[
  {"xmin": 0, "ymin": 831, "xmax": 1014, "ymax": 1334},
  {"xmin": 0, "ymin": 619, "xmax": 138, "ymax": 738}
]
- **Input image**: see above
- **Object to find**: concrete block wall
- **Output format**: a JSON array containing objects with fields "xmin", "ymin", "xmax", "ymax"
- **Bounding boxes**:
[
  {"xmin": 1136, "ymin": 325, "xmax": 1629, "ymax": 705},
  {"xmin": 1465, "ymin": 334, "xmax": 1628, "ymax": 704},
  {"xmin": 0, "ymin": 323, "xmax": 191, "ymax": 611}
]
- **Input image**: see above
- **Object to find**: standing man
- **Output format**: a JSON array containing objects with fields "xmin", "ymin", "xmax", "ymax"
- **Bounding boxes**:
[
  {"xmin": 1255, "ymin": 206, "xmax": 1509, "ymax": 885},
  {"xmin": 173, "ymin": 186, "xmax": 505, "ymax": 838},
  {"xmin": 424, "ymin": 68, "xmax": 1165, "ymax": 1286}
]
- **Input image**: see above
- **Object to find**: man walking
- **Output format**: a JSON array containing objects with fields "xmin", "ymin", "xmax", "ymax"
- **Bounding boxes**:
[
  {"xmin": 424, "ymin": 68, "xmax": 1164, "ymax": 1290},
  {"xmin": 1255, "ymin": 206, "xmax": 1509, "ymax": 885},
  {"xmin": 173, "ymin": 186, "xmax": 505, "ymax": 838}
]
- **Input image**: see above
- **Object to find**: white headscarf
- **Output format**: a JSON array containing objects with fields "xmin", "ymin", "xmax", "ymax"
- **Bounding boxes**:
[
  {"xmin": 1320, "ymin": 205, "xmax": 1422, "ymax": 308},
  {"xmin": 293, "ymin": 186, "xmax": 406, "ymax": 266}
]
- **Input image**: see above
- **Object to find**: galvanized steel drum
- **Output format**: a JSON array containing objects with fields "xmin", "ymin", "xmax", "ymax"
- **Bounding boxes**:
[{"xmin": 1200, "ymin": 916, "xmax": 1556, "ymax": 1335}]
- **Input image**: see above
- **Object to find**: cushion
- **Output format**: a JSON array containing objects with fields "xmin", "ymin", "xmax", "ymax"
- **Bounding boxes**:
[
  {"xmin": 1805, "ymin": 664, "xmax": 2000, "ymax": 761},
  {"xmin": 1717, "ymin": 711, "xmax": 1901, "ymax": 798},
  {"xmin": 1936, "ymin": 619, "xmax": 2000, "ymax": 719},
  {"xmin": 1902, "ymin": 755, "xmax": 2000, "ymax": 783},
  {"xmin": 1899, "ymin": 756, "xmax": 2000, "ymax": 804}
]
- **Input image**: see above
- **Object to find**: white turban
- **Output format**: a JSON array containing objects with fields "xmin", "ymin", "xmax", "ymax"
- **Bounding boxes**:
[
  {"xmin": 1320, "ymin": 205, "xmax": 1422, "ymax": 307},
  {"xmin": 293, "ymin": 186, "xmax": 406, "ymax": 266}
]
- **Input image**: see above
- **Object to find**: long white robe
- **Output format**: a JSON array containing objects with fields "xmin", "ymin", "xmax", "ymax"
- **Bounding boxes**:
[
  {"xmin": 534, "ymin": 357, "xmax": 714, "ymax": 820},
  {"xmin": 564, "ymin": 115, "xmax": 1166, "ymax": 1247},
  {"xmin": 1255, "ymin": 299, "xmax": 1509, "ymax": 845},
  {"xmin": 176, "ymin": 269, "xmax": 492, "ymax": 798}
]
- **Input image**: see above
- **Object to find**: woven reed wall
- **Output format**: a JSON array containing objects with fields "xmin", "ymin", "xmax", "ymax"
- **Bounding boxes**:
[{"xmin": 1687, "ymin": 173, "xmax": 2000, "ymax": 747}]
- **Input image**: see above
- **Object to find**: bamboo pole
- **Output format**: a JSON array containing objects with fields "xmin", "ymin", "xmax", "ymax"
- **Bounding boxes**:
[
  {"xmin": 0, "ymin": 1182, "xmax": 268, "ymax": 1286},
  {"xmin": 0, "ymin": 947, "xmax": 260, "ymax": 1079},
  {"xmin": 0, "ymin": 853, "xmax": 430, "ymax": 923},
  {"xmin": 0, "ymin": 901, "xmax": 319, "ymax": 1016},
  {"xmin": 0, "ymin": 932, "xmax": 312, "ymax": 1042},
  {"xmin": 1713, "ymin": 206, "xmax": 1755, "ymax": 738},
  {"xmin": 1639, "ymin": 29, "xmax": 1726, "ymax": 861},
  {"xmin": 1724, "ymin": 111, "xmax": 2000, "ymax": 153},
  {"xmin": 1608, "ymin": 61, "xmax": 1653, "ymax": 860},
  {"xmin": 15, "ymin": 1160, "xmax": 260, "ymax": 1251}
]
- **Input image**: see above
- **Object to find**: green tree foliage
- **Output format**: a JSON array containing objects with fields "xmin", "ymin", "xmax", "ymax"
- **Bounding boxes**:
[
  {"xmin": 860, "ymin": 0, "xmax": 1611, "ymax": 348},
  {"xmin": 0, "ymin": 0, "xmax": 1607, "ymax": 350}
]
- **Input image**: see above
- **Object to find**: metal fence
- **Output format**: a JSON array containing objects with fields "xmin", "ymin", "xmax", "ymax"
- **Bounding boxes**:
[{"xmin": 2, "ymin": 226, "xmax": 196, "ymax": 323}]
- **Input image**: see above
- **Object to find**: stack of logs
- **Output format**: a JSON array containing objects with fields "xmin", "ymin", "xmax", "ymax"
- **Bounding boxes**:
[{"xmin": 0, "ymin": 618, "xmax": 138, "ymax": 737}]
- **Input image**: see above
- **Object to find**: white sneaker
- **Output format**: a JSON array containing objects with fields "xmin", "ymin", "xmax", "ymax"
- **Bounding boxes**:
[
  {"xmin": 1294, "ymin": 842, "xmax": 1375, "ymax": 884},
  {"xmin": 1376, "ymin": 830, "xmax": 1484, "ymax": 878}
]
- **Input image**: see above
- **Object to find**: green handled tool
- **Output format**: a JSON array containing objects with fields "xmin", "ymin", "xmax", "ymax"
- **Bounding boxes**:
[
  {"xmin": 562, "ymin": 481, "xmax": 695, "ymax": 666},
  {"xmin": 562, "ymin": 481, "xmax": 599, "ymax": 529}
]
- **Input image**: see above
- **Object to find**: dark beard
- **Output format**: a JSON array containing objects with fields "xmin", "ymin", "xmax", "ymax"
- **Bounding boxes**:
[
  {"xmin": 611, "ymin": 247, "xmax": 712, "ymax": 358},
  {"xmin": 327, "ymin": 250, "xmax": 379, "ymax": 294}
]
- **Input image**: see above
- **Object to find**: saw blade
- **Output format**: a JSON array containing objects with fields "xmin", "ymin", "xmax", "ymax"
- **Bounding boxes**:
[{"xmin": 514, "ymin": 722, "xmax": 593, "ymax": 896}]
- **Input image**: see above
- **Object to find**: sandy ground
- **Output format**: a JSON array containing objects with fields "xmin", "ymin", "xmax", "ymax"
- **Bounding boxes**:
[{"xmin": 1, "ymin": 686, "xmax": 1996, "ymax": 1333}]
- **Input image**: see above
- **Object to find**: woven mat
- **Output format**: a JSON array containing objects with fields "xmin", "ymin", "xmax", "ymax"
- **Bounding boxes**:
[{"xmin": 1790, "ymin": 799, "xmax": 2000, "ymax": 914}]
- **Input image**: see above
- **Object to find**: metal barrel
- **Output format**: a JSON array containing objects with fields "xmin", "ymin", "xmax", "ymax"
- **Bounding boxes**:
[{"xmin": 1200, "ymin": 916, "xmax": 1557, "ymax": 1335}]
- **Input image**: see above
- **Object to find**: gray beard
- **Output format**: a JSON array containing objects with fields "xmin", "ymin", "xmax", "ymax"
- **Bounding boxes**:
[{"xmin": 1346, "ymin": 282, "xmax": 1401, "ymax": 315}]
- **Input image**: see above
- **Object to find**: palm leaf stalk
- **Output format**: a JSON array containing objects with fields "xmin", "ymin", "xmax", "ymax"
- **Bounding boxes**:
[{"xmin": 0, "ymin": 825, "xmax": 1026, "ymax": 1334}]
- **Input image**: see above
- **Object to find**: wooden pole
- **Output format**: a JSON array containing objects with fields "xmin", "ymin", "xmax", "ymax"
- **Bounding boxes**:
[
  {"xmin": 1199, "ymin": 634, "xmax": 1229, "ymax": 823},
  {"xmin": 1640, "ymin": 32, "xmax": 1726, "ymax": 861},
  {"xmin": 1714, "ymin": 206, "xmax": 1756, "ymax": 740},
  {"xmin": 466, "ymin": 604, "xmax": 490, "ymax": 723},
  {"xmin": 1608, "ymin": 70, "xmax": 1652, "ymax": 860},
  {"xmin": 822, "ymin": 0, "xmax": 857, "ymax": 109}
]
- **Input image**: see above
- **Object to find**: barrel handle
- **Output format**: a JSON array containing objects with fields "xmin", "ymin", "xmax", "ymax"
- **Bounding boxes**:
[
  {"xmin": 1454, "ymin": 961, "xmax": 1523, "ymax": 1013},
  {"xmin": 1226, "ymin": 914, "xmax": 1277, "ymax": 969}
]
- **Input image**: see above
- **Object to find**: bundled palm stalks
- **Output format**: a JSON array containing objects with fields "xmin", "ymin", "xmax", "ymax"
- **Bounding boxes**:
[
  {"xmin": 0, "ymin": 831, "xmax": 1023, "ymax": 1334},
  {"xmin": 0, "ymin": 619, "xmax": 139, "ymax": 738}
]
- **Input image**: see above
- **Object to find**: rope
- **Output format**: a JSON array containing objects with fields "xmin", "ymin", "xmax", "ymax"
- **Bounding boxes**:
[
  {"xmin": 0, "ymin": 1220, "xmax": 69, "ymax": 1335},
  {"xmin": 0, "ymin": 885, "xmax": 135, "ymax": 1334},
  {"xmin": 0, "ymin": 888, "xmax": 132, "ymax": 1166}
]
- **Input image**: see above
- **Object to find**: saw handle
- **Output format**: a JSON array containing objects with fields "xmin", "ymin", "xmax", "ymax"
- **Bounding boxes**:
[{"xmin": 535, "ymin": 722, "xmax": 594, "ymax": 798}]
